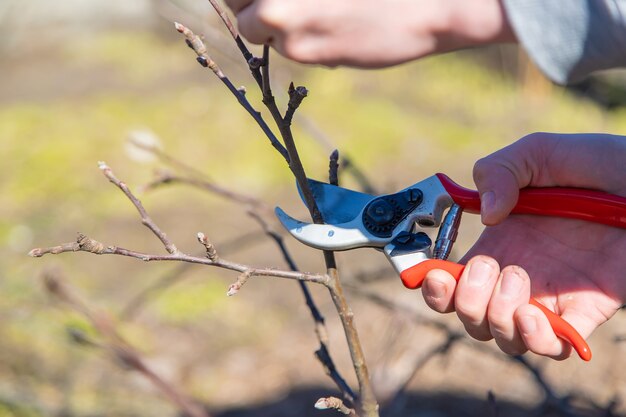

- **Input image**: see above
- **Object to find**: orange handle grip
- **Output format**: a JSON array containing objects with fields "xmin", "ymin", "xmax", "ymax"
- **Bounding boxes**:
[{"xmin": 400, "ymin": 259, "xmax": 592, "ymax": 361}]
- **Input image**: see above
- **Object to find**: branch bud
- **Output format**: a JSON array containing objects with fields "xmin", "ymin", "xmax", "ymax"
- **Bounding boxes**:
[
  {"xmin": 285, "ymin": 82, "xmax": 309, "ymax": 125},
  {"xmin": 314, "ymin": 397, "xmax": 354, "ymax": 415},
  {"xmin": 197, "ymin": 56, "xmax": 209, "ymax": 68},
  {"xmin": 227, "ymin": 270, "xmax": 251, "ymax": 296},
  {"xmin": 247, "ymin": 56, "xmax": 264, "ymax": 70},
  {"xmin": 197, "ymin": 232, "xmax": 218, "ymax": 261}
]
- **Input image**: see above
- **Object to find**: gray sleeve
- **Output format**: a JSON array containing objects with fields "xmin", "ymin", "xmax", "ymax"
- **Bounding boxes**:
[{"xmin": 502, "ymin": 0, "xmax": 626, "ymax": 84}]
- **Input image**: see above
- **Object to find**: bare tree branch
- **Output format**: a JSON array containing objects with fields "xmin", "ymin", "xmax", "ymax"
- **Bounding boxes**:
[
  {"xmin": 174, "ymin": 22, "xmax": 289, "ymax": 162},
  {"xmin": 296, "ymin": 114, "xmax": 377, "ymax": 194},
  {"xmin": 174, "ymin": 14, "xmax": 376, "ymax": 411},
  {"xmin": 487, "ymin": 391, "xmax": 499, "ymax": 417},
  {"xmin": 30, "ymin": 164, "xmax": 329, "ymax": 287},
  {"xmin": 133, "ymin": 147, "xmax": 356, "ymax": 403},
  {"xmin": 140, "ymin": 169, "xmax": 268, "ymax": 211},
  {"xmin": 226, "ymin": 270, "xmax": 251, "ymax": 296},
  {"xmin": 329, "ymin": 149, "xmax": 340, "ymax": 186},
  {"xmin": 31, "ymin": 232, "xmax": 326, "ymax": 284},
  {"xmin": 99, "ymin": 161, "xmax": 178, "ymax": 254},
  {"xmin": 119, "ymin": 230, "xmax": 268, "ymax": 320},
  {"xmin": 43, "ymin": 269, "xmax": 210, "ymax": 417}
]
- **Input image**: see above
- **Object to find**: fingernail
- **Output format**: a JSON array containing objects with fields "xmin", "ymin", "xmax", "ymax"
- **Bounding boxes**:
[
  {"xmin": 500, "ymin": 269, "xmax": 524, "ymax": 298},
  {"xmin": 481, "ymin": 191, "xmax": 496, "ymax": 221},
  {"xmin": 467, "ymin": 259, "xmax": 493, "ymax": 287},
  {"xmin": 424, "ymin": 278, "xmax": 447, "ymax": 300},
  {"xmin": 518, "ymin": 314, "xmax": 537, "ymax": 335}
]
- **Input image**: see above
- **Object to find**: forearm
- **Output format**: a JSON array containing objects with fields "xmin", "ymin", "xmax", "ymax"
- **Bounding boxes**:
[
  {"xmin": 502, "ymin": 0, "xmax": 626, "ymax": 84},
  {"xmin": 226, "ymin": 0, "xmax": 517, "ymax": 68}
]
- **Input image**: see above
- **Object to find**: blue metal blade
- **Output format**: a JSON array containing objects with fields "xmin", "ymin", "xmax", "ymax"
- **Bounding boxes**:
[{"xmin": 297, "ymin": 179, "xmax": 375, "ymax": 224}]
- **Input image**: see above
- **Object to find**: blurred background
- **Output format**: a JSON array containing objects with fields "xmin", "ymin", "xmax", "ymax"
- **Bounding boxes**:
[{"xmin": 1, "ymin": 1, "xmax": 625, "ymax": 416}]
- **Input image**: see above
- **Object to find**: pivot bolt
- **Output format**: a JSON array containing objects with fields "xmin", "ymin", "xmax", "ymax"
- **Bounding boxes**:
[
  {"xmin": 406, "ymin": 188, "xmax": 423, "ymax": 204},
  {"xmin": 365, "ymin": 200, "xmax": 394, "ymax": 225}
]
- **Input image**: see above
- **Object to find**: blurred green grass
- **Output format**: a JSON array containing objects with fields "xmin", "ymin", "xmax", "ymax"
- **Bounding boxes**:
[{"xmin": 1, "ymin": 29, "xmax": 625, "ymax": 416}]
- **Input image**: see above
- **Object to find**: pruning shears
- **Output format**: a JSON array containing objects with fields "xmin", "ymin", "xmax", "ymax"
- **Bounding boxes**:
[{"xmin": 275, "ymin": 173, "xmax": 626, "ymax": 361}]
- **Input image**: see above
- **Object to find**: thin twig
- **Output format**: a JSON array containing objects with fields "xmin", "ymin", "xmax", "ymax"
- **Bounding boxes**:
[
  {"xmin": 206, "ymin": 0, "xmax": 237, "ymax": 39},
  {"xmin": 121, "ymin": 260, "xmax": 194, "ymax": 320},
  {"xmin": 43, "ymin": 269, "xmax": 210, "ymax": 417},
  {"xmin": 261, "ymin": 45, "xmax": 272, "ymax": 101},
  {"xmin": 257, "ymin": 39, "xmax": 379, "ymax": 417},
  {"xmin": 276, "ymin": 87, "xmax": 378, "ymax": 414},
  {"xmin": 30, "ymin": 163, "xmax": 329, "ymax": 287},
  {"xmin": 512, "ymin": 356, "xmax": 559, "ymax": 403},
  {"xmin": 296, "ymin": 114, "xmax": 377, "ymax": 194},
  {"xmin": 99, "ymin": 161, "xmax": 178, "ymax": 254},
  {"xmin": 140, "ymin": 169, "xmax": 272, "ymax": 214},
  {"xmin": 30, "ymin": 232, "xmax": 327, "ymax": 285},
  {"xmin": 174, "ymin": 22, "xmax": 289, "ymax": 162},
  {"xmin": 384, "ymin": 334, "xmax": 461, "ymax": 407},
  {"xmin": 329, "ymin": 149, "xmax": 340, "ymax": 186},
  {"xmin": 120, "ymin": 230, "xmax": 268, "ymax": 320},
  {"xmin": 205, "ymin": 0, "xmax": 262, "ymax": 87},
  {"xmin": 315, "ymin": 344, "xmax": 357, "ymax": 403},
  {"xmin": 131, "ymin": 142, "xmax": 355, "ymax": 401},
  {"xmin": 487, "ymin": 391, "xmax": 499, "ymax": 417},
  {"xmin": 127, "ymin": 138, "xmax": 211, "ymax": 180},
  {"xmin": 247, "ymin": 209, "xmax": 356, "ymax": 403},
  {"xmin": 176, "ymin": 14, "xmax": 377, "ymax": 415}
]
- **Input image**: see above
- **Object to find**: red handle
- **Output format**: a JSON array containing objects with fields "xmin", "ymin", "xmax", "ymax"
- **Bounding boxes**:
[
  {"xmin": 400, "ymin": 260, "xmax": 592, "ymax": 361},
  {"xmin": 436, "ymin": 173, "xmax": 626, "ymax": 228}
]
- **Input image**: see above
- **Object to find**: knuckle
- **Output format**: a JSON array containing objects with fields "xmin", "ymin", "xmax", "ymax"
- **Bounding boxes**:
[
  {"xmin": 456, "ymin": 304, "xmax": 488, "ymax": 329},
  {"xmin": 256, "ymin": 0, "xmax": 289, "ymax": 28},
  {"xmin": 472, "ymin": 157, "xmax": 495, "ymax": 184},
  {"xmin": 495, "ymin": 339, "xmax": 527, "ymax": 356},
  {"xmin": 487, "ymin": 312, "xmax": 511, "ymax": 332},
  {"xmin": 281, "ymin": 38, "xmax": 320, "ymax": 63},
  {"xmin": 462, "ymin": 322, "xmax": 493, "ymax": 341},
  {"xmin": 520, "ymin": 131, "xmax": 550, "ymax": 145}
]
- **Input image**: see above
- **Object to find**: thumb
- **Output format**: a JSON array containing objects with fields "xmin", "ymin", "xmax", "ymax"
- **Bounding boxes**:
[
  {"xmin": 472, "ymin": 138, "xmax": 539, "ymax": 225},
  {"xmin": 473, "ymin": 161, "xmax": 520, "ymax": 225}
]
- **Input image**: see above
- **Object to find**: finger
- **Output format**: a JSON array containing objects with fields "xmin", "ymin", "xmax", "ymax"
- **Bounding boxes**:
[
  {"xmin": 224, "ymin": 0, "xmax": 254, "ymax": 14},
  {"xmin": 454, "ymin": 256, "xmax": 500, "ymax": 341},
  {"xmin": 515, "ymin": 304, "xmax": 571, "ymax": 360},
  {"xmin": 473, "ymin": 132, "xmax": 626, "ymax": 225},
  {"xmin": 422, "ymin": 268, "xmax": 457, "ymax": 313},
  {"xmin": 487, "ymin": 266, "xmax": 531, "ymax": 355},
  {"xmin": 517, "ymin": 300, "xmax": 601, "ymax": 360},
  {"xmin": 472, "ymin": 133, "xmax": 547, "ymax": 225},
  {"xmin": 472, "ymin": 161, "xmax": 519, "ymax": 225},
  {"xmin": 236, "ymin": 2, "xmax": 277, "ymax": 44}
]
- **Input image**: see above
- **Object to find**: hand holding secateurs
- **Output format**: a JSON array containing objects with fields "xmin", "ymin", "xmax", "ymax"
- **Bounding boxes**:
[{"xmin": 275, "ymin": 173, "xmax": 626, "ymax": 361}]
